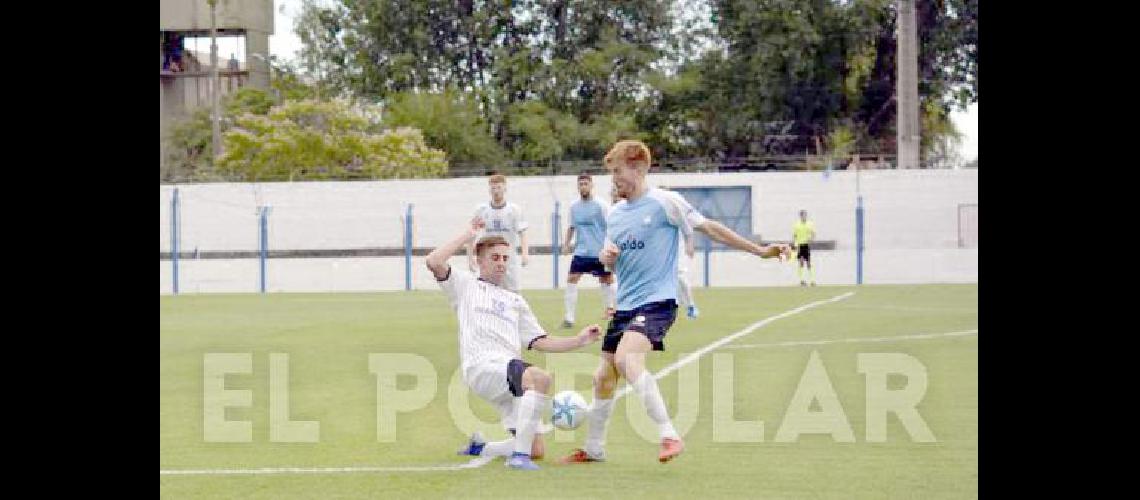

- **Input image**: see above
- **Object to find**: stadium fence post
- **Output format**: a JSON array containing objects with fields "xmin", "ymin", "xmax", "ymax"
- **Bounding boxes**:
[
  {"xmin": 703, "ymin": 234, "xmax": 711, "ymax": 287},
  {"xmin": 405, "ymin": 203, "xmax": 414, "ymax": 291},
  {"xmin": 171, "ymin": 188, "xmax": 180, "ymax": 295},
  {"xmin": 856, "ymin": 195, "xmax": 864, "ymax": 285},
  {"xmin": 552, "ymin": 200, "xmax": 560, "ymax": 289},
  {"xmin": 258, "ymin": 206, "xmax": 270, "ymax": 293}
]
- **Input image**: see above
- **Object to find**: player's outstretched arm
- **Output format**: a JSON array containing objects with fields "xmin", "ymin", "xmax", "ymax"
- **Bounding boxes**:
[
  {"xmin": 563, "ymin": 226, "xmax": 575, "ymax": 255},
  {"xmin": 531, "ymin": 325, "xmax": 602, "ymax": 353},
  {"xmin": 426, "ymin": 218, "xmax": 484, "ymax": 280},
  {"xmin": 696, "ymin": 219, "xmax": 791, "ymax": 260}
]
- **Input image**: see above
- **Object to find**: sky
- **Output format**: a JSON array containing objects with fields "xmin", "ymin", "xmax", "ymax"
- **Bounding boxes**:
[{"xmin": 267, "ymin": 0, "xmax": 976, "ymax": 162}]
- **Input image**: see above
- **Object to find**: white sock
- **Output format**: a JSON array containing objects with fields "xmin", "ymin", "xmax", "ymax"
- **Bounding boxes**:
[
  {"xmin": 632, "ymin": 372, "xmax": 679, "ymax": 440},
  {"xmin": 564, "ymin": 283, "xmax": 579, "ymax": 322},
  {"xmin": 600, "ymin": 283, "xmax": 615, "ymax": 309},
  {"xmin": 584, "ymin": 397, "xmax": 615, "ymax": 457},
  {"xmin": 513, "ymin": 390, "xmax": 548, "ymax": 455},
  {"xmin": 676, "ymin": 275, "xmax": 692, "ymax": 308},
  {"xmin": 481, "ymin": 439, "xmax": 514, "ymax": 457}
]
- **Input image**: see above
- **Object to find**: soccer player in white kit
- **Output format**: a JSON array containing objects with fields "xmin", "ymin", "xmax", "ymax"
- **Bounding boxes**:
[
  {"xmin": 676, "ymin": 229, "xmax": 699, "ymax": 319},
  {"xmin": 427, "ymin": 217, "xmax": 602, "ymax": 470},
  {"xmin": 467, "ymin": 173, "xmax": 529, "ymax": 292}
]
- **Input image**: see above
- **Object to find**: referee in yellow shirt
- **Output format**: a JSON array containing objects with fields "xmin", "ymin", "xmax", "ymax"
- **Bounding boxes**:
[{"xmin": 793, "ymin": 210, "xmax": 816, "ymax": 286}]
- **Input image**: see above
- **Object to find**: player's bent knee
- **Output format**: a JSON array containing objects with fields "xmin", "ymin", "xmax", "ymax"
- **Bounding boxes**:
[{"xmin": 523, "ymin": 367, "xmax": 552, "ymax": 394}]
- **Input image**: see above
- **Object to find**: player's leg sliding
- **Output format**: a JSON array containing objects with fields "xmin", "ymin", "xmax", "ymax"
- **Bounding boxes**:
[{"xmin": 506, "ymin": 368, "xmax": 551, "ymax": 470}]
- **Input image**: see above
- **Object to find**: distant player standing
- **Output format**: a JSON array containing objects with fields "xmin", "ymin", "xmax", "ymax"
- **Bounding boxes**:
[
  {"xmin": 561, "ymin": 173, "xmax": 616, "ymax": 328},
  {"xmin": 793, "ymin": 209, "xmax": 816, "ymax": 286},
  {"xmin": 428, "ymin": 217, "xmax": 601, "ymax": 470},
  {"xmin": 676, "ymin": 229, "xmax": 699, "ymax": 319},
  {"xmin": 561, "ymin": 140, "xmax": 791, "ymax": 464},
  {"xmin": 467, "ymin": 174, "xmax": 529, "ymax": 292}
]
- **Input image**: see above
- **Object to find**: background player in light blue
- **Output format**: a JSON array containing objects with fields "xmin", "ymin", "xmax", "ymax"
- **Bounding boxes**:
[
  {"xmin": 562, "ymin": 140, "xmax": 791, "ymax": 465},
  {"xmin": 561, "ymin": 174, "xmax": 615, "ymax": 327}
]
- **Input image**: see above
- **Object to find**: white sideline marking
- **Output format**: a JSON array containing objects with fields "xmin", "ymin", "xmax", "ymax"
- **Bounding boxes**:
[
  {"xmin": 722, "ymin": 329, "xmax": 978, "ymax": 350},
  {"xmin": 160, "ymin": 292, "xmax": 854, "ymax": 476},
  {"xmin": 160, "ymin": 456, "xmax": 495, "ymax": 476},
  {"xmin": 613, "ymin": 291, "xmax": 856, "ymax": 399}
]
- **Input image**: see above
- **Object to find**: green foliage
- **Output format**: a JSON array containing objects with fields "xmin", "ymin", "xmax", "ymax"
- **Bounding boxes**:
[{"xmin": 217, "ymin": 99, "xmax": 448, "ymax": 181}]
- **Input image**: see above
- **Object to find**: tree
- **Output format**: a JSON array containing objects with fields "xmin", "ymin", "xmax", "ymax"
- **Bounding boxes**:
[
  {"xmin": 382, "ymin": 88, "xmax": 505, "ymax": 166},
  {"xmin": 163, "ymin": 88, "xmax": 279, "ymax": 182},
  {"xmin": 216, "ymin": 99, "xmax": 448, "ymax": 181}
]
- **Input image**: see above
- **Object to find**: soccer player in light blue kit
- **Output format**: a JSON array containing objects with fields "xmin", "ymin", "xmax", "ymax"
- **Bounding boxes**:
[
  {"xmin": 561, "ymin": 140, "xmax": 791, "ymax": 464},
  {"xmin": 561, "ymin": 173, "xmax": 616, "ymax": 328}
]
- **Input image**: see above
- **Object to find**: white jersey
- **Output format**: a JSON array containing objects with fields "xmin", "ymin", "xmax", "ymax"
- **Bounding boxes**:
[
  {"xmin": 437, "ymin": 266, "xmax": 547, "ymax": 373},
  {"xmin": 473, "ymin": 202, "xmax": 528, "ymax": 251}
]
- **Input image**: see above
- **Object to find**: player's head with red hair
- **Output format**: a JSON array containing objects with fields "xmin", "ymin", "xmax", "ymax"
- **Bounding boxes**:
[{"xmin": 604, "ymin": 140, "xmax": 652, "ymax": 200}]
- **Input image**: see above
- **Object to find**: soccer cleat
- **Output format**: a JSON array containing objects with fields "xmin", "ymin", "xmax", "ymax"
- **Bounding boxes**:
[
  {"xmin": 686, "ymin": 305, "xmax": 700, "ymax": 319},
  {"xmin": 658, "ymin": 437, "xmax": 684, "ymax": 463},
  {"xmin": 561, "ymin": 320, "xmax": 574, "ymax": 329},
  {"xmin": 810, "ymin": 282, "xmax": 817, "ymax": 287},
  {"xmin": 800, "ymin": 281, "xmax": 807, "ymax": 287},
  {"xmin": 559, "ymin": 448, "xmax": 605, "ymax": 464},
  {"xmin": 506, "ymin": 452, "xmax": 540, "ymax": 470},
  {"xmin": 456, "ymin": 431, "xmax": 486, "ymax": 456}
]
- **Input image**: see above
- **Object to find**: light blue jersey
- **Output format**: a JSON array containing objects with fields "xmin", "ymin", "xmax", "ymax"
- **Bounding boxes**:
[
  {"xmin": 607, "ymin": 188, "xmax": 707, "ymax": 310},
  {"xmin": 570, "ymin": 198, "xmax": 608, "ymax": 257}
]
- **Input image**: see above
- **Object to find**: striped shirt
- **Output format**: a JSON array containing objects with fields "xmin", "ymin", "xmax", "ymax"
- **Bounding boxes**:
[{"xmin": 437, "ymin": 266, "xmax": 547, "ymax": 373}]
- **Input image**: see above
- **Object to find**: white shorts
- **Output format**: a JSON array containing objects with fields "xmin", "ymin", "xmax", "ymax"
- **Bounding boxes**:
[{"xmin": 464, "ymin": 360, "xmax": 518, "ymax": 430}]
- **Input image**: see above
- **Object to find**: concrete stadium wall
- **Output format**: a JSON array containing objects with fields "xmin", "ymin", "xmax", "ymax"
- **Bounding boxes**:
[{"xmin": 159, "ymin": 169, "xmax": 977, "ymax": 294}]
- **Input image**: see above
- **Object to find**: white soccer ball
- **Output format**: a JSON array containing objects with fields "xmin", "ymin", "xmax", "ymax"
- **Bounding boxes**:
[{"xmin": 550, "ymin": 390, "xmax": 589, "ymax": 430}]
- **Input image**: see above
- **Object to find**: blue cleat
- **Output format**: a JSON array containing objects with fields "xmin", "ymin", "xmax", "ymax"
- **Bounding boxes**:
[
  {"xmin": 687, "ymin": 305, "xmax": 700, "ymax": 319},
  {"xmin": 506, "ymin": 452, "xmax": 540, "ymax": 470},
  {"xmin": 456, "ymin": 431, "xmax": 486, "ymax": 456}
]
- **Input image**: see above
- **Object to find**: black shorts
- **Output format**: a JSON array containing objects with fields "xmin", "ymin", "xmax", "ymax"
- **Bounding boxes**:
[
  {"xmin": 602, "ymin": 299, "xmax": 678, "ymax": 353},
  {"xmin": 797, "ymin": 244, "xmax": 811, "ymax": 262},
  {"xmin": 569, "ymin": 256, "xmax": 611, "ymax": 277},
  {"xmin": 506, "ymin": 359, "xmax": 532, "ymax": 397}
]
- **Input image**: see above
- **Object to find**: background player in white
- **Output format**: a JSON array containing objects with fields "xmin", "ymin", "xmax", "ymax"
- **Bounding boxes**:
[
  {"xmin": 561, "ymin": 140, "xmax": 791, "ymax": 465},
  {"xmin": 427, "ymin": 217, "xmax": 601, "ymax": 470},
  {"xmin": 676, "ymin": 229, "xmax": 699, "ymax": 319},
  {"xmin": 467, "ymin": 173, "xmax": 529, "ymax": 292},
  {"xmin": 561, "ymin": 173, "xmax": 615, "ymax": 328}
]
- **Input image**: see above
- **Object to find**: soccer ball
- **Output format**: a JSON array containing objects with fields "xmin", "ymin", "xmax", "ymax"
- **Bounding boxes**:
[{"xmin": 550, "ymin": 390, "xmax": 589, "ymax": 430}]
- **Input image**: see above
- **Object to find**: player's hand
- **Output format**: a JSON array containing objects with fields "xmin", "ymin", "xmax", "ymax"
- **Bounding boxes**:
[
  {"xmin": 521, "ymin": 253, "xmax": 529, "ymax": 267},
  {"xmin": 562, "ymin": 243, "xmax": 572, "ymax": 255},
  {"xmin": 778, "ymin": 244, "xmax": 793, "ymax": 261},
  {"xmin": 466, "ymin": 217, "xmax": 485, "ymax": 240},
  {"xmin": 600, "ymin": 241, "xmax": 620, "ymax": 267},
  {"xmin": 577, "ymin": 324, "xmax": 602, "ymax": 346},
  {"xmin": 602, "ymin": 307, "xmax": 616, "ymax": 319}
]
